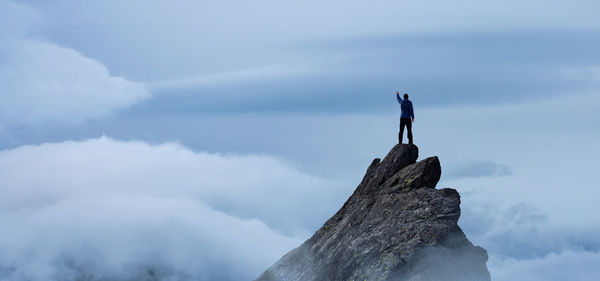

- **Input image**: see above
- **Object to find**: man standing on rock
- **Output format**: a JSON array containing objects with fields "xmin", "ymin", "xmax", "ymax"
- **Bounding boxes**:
[{"xmin": 396, "ymin": 92, "xmax": 414, "ymax": 144}]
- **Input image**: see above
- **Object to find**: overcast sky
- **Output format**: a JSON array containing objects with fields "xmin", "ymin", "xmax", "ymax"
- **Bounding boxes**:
[{"xmin": 1, "ymin": 0, "xmax": 599, "ymax": 280}]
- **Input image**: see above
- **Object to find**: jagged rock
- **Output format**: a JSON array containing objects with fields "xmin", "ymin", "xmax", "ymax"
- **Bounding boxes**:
[{"xmin": 256, "ymin": 144, "xmax": 490, "ymax": 281}]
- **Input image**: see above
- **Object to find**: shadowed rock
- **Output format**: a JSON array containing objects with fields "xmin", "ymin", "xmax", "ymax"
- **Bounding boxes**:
[{"xmin": 255, "ymin": 144, "xmax": 490, "ymax": 281}]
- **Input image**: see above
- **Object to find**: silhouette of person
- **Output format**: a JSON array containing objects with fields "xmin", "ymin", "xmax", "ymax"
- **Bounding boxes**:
[{"xmin": 396, "ymin": 92, "xmax": 414, "ymax": 144}]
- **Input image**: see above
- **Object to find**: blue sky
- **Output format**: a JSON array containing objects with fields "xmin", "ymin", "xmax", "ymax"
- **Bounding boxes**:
[{"xmin": 1, "ymin": 0, "xmax": 599, "ymax": 280}]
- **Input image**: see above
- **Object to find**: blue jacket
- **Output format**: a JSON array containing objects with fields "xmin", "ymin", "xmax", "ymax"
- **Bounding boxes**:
[{"xmin": 397, "ymin": 95, "xmax": 414, "ymax": 119}]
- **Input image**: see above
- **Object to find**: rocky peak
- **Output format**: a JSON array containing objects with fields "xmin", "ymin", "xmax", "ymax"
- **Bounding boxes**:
[
  {"xmin": 256, "ymin": 144, "xmax": 491, "ymax": 281},
  {"xmin": 354, "ymin": 144, "xmax": 420, "ymax": 195}
]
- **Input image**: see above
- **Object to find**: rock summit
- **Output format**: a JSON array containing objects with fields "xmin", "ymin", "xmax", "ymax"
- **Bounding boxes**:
[{"xmin": 256, "ymin": 144, "xmax": 490, "ymax": 281}]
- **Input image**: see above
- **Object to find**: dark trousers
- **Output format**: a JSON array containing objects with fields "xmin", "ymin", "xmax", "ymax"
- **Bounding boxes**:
[{"xmin": 399, "ymin": 118, "xmax": 413, "ymax": 144}]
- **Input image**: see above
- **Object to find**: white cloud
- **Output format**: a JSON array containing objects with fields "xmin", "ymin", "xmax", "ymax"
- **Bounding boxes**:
[
  {"xmin": 0, "ymin": 196, "xmax": 299, "ymax": 281},
  {"xmin": 0, "ymin": 137, "xmax": 348, "ymax": 280},
  {"xmin": 148, "ymin": 64, "xmax": 318, "ymax": 91},
  {"xmin": 0, "ymin": 1, "xmax": 150, "ymax": 126},
  {"xmin": 0, "ymin": 40, "xmax": 149, "ymax": 125}
]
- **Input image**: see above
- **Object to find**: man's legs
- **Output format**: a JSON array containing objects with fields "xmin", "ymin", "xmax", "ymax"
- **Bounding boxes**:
[
  {"xmin": 399, "ymin": 118, "xmax": 406, "ymax": 144},
  {"xmin": 406, "ymin": 120, "xmax": 413, "ymax": 144}
]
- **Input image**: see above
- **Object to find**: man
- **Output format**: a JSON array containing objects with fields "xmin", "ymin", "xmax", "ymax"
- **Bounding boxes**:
[{"xmin": 396, "ymin": 92, "xmax": 414, "ymax": 144}]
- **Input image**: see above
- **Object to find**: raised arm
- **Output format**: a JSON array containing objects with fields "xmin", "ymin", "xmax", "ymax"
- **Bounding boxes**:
[{"xmin": 396, "ymin": 92, "xmax": 401, "ymax": 104}]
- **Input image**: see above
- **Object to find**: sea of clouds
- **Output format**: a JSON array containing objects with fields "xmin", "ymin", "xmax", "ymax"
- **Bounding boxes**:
[
  {"xmin": 1, "ymin": 0, "xmax": 599, "ymax": 280},
  {"xmin": 0, "ymin": 137, "xmax": 350, "ymax": 280},
  {"xmin": 1, "ymin": 135, "xmax": 599, "ymax": 280}
]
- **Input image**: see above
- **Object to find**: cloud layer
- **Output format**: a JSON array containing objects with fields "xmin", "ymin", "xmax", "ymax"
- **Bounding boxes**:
[
  {"xmin": 2, "ymin": 134, "xmax": 598, "ymax": 281},
  {"xmin": 19, "ymin": 0, "xmax": 600, "ymax": 114}
]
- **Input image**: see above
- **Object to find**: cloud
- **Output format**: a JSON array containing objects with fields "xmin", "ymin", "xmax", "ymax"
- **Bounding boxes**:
[
  {"xmin": 0, "ymin": 40, "xmax": 149, "ymax": 125},
  {"xmin": 0, "ymin": 137, "xmax": 349, "ymax": 280},
  {"xmin": 490, "ymin": 250, "xmax": 600, "ymax": 281},
  {"xmin": 0, "ymin": 1, "xmax": 150, "ymax": 126},
  {"xmin": 1, "ymin": 1, "xmax": 599, "ymax": 279},
  {"xmin": 444, "ymin": 160, "xmax": 512, "ymax": 179},
  {"xmin": 458, "ymin": 198, "xmax": 600, "ymax": 280},
  {"xmin": 4, "ymin": 1, "xmax": 600, "ymax": 118},
  {"xmin": 22, "ymin": 0, "xmax": 600, "ymax": 101},
  {"xmin": 0, "ymin": 94, "xmax": 599, "ymax": 280},
  {"xmin": 148, "ymin": 64, "xmax": 317, "ymax": 91},
  {"xmin": 0, "ymin": 196, "xmax": 299, "ymax": 281},
  {"xmin": 92, "ymin": 29, "xmax": 600, "ymax": 115}
]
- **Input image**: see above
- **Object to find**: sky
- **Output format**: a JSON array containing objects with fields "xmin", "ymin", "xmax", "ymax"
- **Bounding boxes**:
[{"xmin": 0, "ymin": 0, "xmax": 599, "ymax": 280}]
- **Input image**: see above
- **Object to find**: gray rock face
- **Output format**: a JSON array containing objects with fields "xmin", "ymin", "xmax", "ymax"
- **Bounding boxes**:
[{"xmin": 256, "ymin": 144, "xmax": 490, "ymax": 281}]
